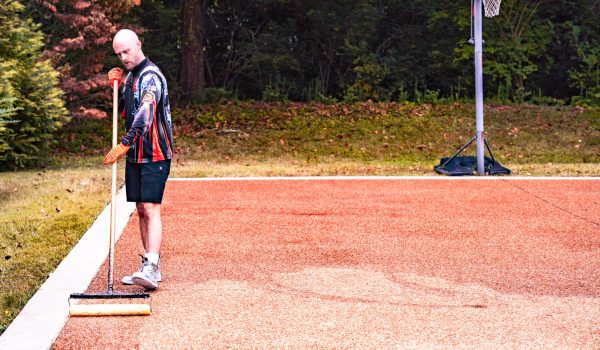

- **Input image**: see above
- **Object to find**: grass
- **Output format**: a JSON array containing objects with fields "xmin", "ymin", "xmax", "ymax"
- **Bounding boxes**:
[
  {"xmin": 169, "ymin": 102, "xmax": 599, "ymax": 166},
  {"xmin": 1, "ymin": 101, "xmax": 599, "ymax": 334},
  {"xmin": 170, "ymin": 158, "xmax": 600, "ymax": 177},
  {"xmin": 0, "ymin": 166, "xmax": 122, "ymax": 333}
]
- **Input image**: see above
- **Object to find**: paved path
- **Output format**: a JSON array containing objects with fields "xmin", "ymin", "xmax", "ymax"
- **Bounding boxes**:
[{"xmin": 14, "ymin": 177, "xmax": 600, "ymax": 349}]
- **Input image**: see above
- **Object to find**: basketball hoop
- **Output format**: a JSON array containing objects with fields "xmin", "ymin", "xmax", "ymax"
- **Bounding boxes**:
[{"xmin": 483, "ymin": 0, "xmax": 501, "ymax": 17}]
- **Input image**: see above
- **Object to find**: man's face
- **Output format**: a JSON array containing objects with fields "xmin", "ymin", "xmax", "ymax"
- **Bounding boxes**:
[{"xmin": 113, "ymin": 39, "xmax": 143, "ymax": 71}]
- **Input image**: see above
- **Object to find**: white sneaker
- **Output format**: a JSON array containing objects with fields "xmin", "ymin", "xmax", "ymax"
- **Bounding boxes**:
[
  {"xmin": 121, "ymin": 275, "xmax": 135, "ymax": 285},
  {"xmin": 122, "ymin": 256, "xmax": 161, "ymax": 285},
  {"xmin": 122, "ymin": 271, "xmax": 161, "ymax": 285},
  {"xmin": 132, "ymin": 258, "xmax": 160, "ymax": 290}
]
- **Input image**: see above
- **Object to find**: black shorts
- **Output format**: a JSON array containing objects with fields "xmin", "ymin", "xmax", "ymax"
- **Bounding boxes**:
[{"xmin": 125, "ymin": 159, "xmax": 171, "ymax": 203}]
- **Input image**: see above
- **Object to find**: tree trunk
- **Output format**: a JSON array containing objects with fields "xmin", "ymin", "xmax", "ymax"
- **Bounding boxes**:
[{"xmin": 180, "ymin": 0, "xmax": 206, "ymax": 103}]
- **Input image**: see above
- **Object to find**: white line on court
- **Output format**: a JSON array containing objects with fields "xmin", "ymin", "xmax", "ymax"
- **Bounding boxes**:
[
  {"xmin": 169, "ymin": 175, "xmax": 599, "ymax": 181},
  {"xmin": 0, "ymin": 187, "xmax": 135, "ymax": 350},
  {"xmin": 0, "ymin": 175, "xmax": 597, "ymax": 349}
]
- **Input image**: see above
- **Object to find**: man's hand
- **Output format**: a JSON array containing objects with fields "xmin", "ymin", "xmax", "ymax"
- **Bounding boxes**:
[
  {"xmin": 103, "ymin": 143, "xmax": 130, "ymax": 165},
  {"xmin": 108, "ymin": 68, "xmax": 124, "ymax": 87}
]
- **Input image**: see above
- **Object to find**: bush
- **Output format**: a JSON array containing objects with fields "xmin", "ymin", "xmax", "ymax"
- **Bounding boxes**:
[
  {"xmin": 0, "ymin": 97, "xmax": 18, "ymax": 156},
  {"xmin": 199, "ymin": 87, "xmax": 237, "ymax": 104},
  {"xmin": 0, "ymin": 0, "xmax": 68, "ymax": 169}
]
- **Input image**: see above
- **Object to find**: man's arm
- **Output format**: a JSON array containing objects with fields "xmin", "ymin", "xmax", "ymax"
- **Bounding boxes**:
[
  {"xmin": 104, "ymin": 68, "xmax": 129, "ymax": 165},
  {"xmin": 104, "ymin": 73, "xmax": 163, "ymax": 165}
]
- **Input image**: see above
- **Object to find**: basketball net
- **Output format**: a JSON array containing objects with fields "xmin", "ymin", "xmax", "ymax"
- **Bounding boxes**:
[{"xmin": 483, "ymin": 0, "xmax": 501, "ymax": 17}]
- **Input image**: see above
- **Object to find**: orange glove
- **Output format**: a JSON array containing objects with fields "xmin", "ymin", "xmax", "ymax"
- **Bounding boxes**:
[
  {"xmin": 107, "ymin": 67, "xmax": 124, "ymax": 87},
  {"xmin": 103, "ymin": 143, "xmax": 130, "ymax": 165}
]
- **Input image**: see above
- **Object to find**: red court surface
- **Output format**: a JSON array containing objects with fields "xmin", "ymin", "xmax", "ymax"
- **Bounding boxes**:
[{"xmin": 53, "ymin": 178, "xmax": 599, "ymax": 349}]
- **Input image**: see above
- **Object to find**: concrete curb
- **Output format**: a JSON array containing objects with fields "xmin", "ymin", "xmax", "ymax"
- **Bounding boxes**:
[{"xmin": 0, "ymin": 186, "xmax": 135, "ymax": 350}]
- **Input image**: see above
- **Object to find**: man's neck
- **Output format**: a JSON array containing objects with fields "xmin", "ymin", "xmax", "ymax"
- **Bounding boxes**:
[{"xmin": 130, "ymin": 57, "xmax": 148, "ymax": 73}]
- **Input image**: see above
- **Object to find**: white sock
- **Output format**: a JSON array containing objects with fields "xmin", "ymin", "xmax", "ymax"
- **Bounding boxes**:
[{"xmin": 145, "ymin": 253, "xmax": 159, "ymax": 265}]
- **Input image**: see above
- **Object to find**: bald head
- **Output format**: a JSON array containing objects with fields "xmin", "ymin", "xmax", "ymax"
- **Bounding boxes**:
[{"xmin": 113, "ymin": 29, "xmax": 145, "ymax": 71}]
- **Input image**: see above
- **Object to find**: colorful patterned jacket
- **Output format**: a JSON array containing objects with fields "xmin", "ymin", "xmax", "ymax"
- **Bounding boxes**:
[{"xmin": 119, "ymin": 58, "xmax": 173, "ymax": 163}]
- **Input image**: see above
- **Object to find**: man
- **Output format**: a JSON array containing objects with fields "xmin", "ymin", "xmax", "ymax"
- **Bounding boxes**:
[{"xmin": 104, "ymin": 29, "xmax": 173, "ymax": 290}]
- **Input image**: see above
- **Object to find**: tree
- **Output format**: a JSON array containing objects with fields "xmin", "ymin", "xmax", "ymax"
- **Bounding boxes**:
[
  {"xmin": 126, "ymin": 0, "xmax": 600, "ymax": 104},
  {"xmin": 0, "ymin": 0, "xmax": 68, "ymax": 168},
  {"xmin": 29, "ymin": 0, "xmax": 136, "ymax": 118},
  {"xmin": 127, "ymin": 0, "xmax": 182, "ymax": 102},
  {"xmin": 202, "ymin": 0, "xmax": 304, "ymax": 100},
  {"xmin": 180, "ymin": 0, "xmax": 207, "ymax": 103}
]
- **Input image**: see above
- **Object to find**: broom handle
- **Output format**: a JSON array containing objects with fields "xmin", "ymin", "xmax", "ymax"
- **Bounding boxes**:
[{"xmin": 108, "ymin": 80, "xmax": 118, "ymax": 293}]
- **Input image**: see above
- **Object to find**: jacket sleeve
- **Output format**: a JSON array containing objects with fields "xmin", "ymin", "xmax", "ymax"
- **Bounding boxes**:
[
  {"xmin": 118, "ymin": 87, "xmax": 125, "ymax": 118},
  {"xmin": 121, "ymin": 73, "xmax": 162, "ymax": 146}
]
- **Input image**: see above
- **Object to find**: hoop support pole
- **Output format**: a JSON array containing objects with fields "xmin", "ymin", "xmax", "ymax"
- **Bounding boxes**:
[{"xmin": 474, "ymin": 0, "xmax": 485, "ymax": 175}]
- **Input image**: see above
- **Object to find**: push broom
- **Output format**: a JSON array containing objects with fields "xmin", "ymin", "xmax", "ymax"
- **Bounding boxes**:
[{"xmin": 68, "ymin": 79, "xmax": 151, "ymax": 317}]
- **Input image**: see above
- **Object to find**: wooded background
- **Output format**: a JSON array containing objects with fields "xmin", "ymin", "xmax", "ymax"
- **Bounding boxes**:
[{"xmin": 1, "ymin": 0, "xmax": 599, "ymax": 167}]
